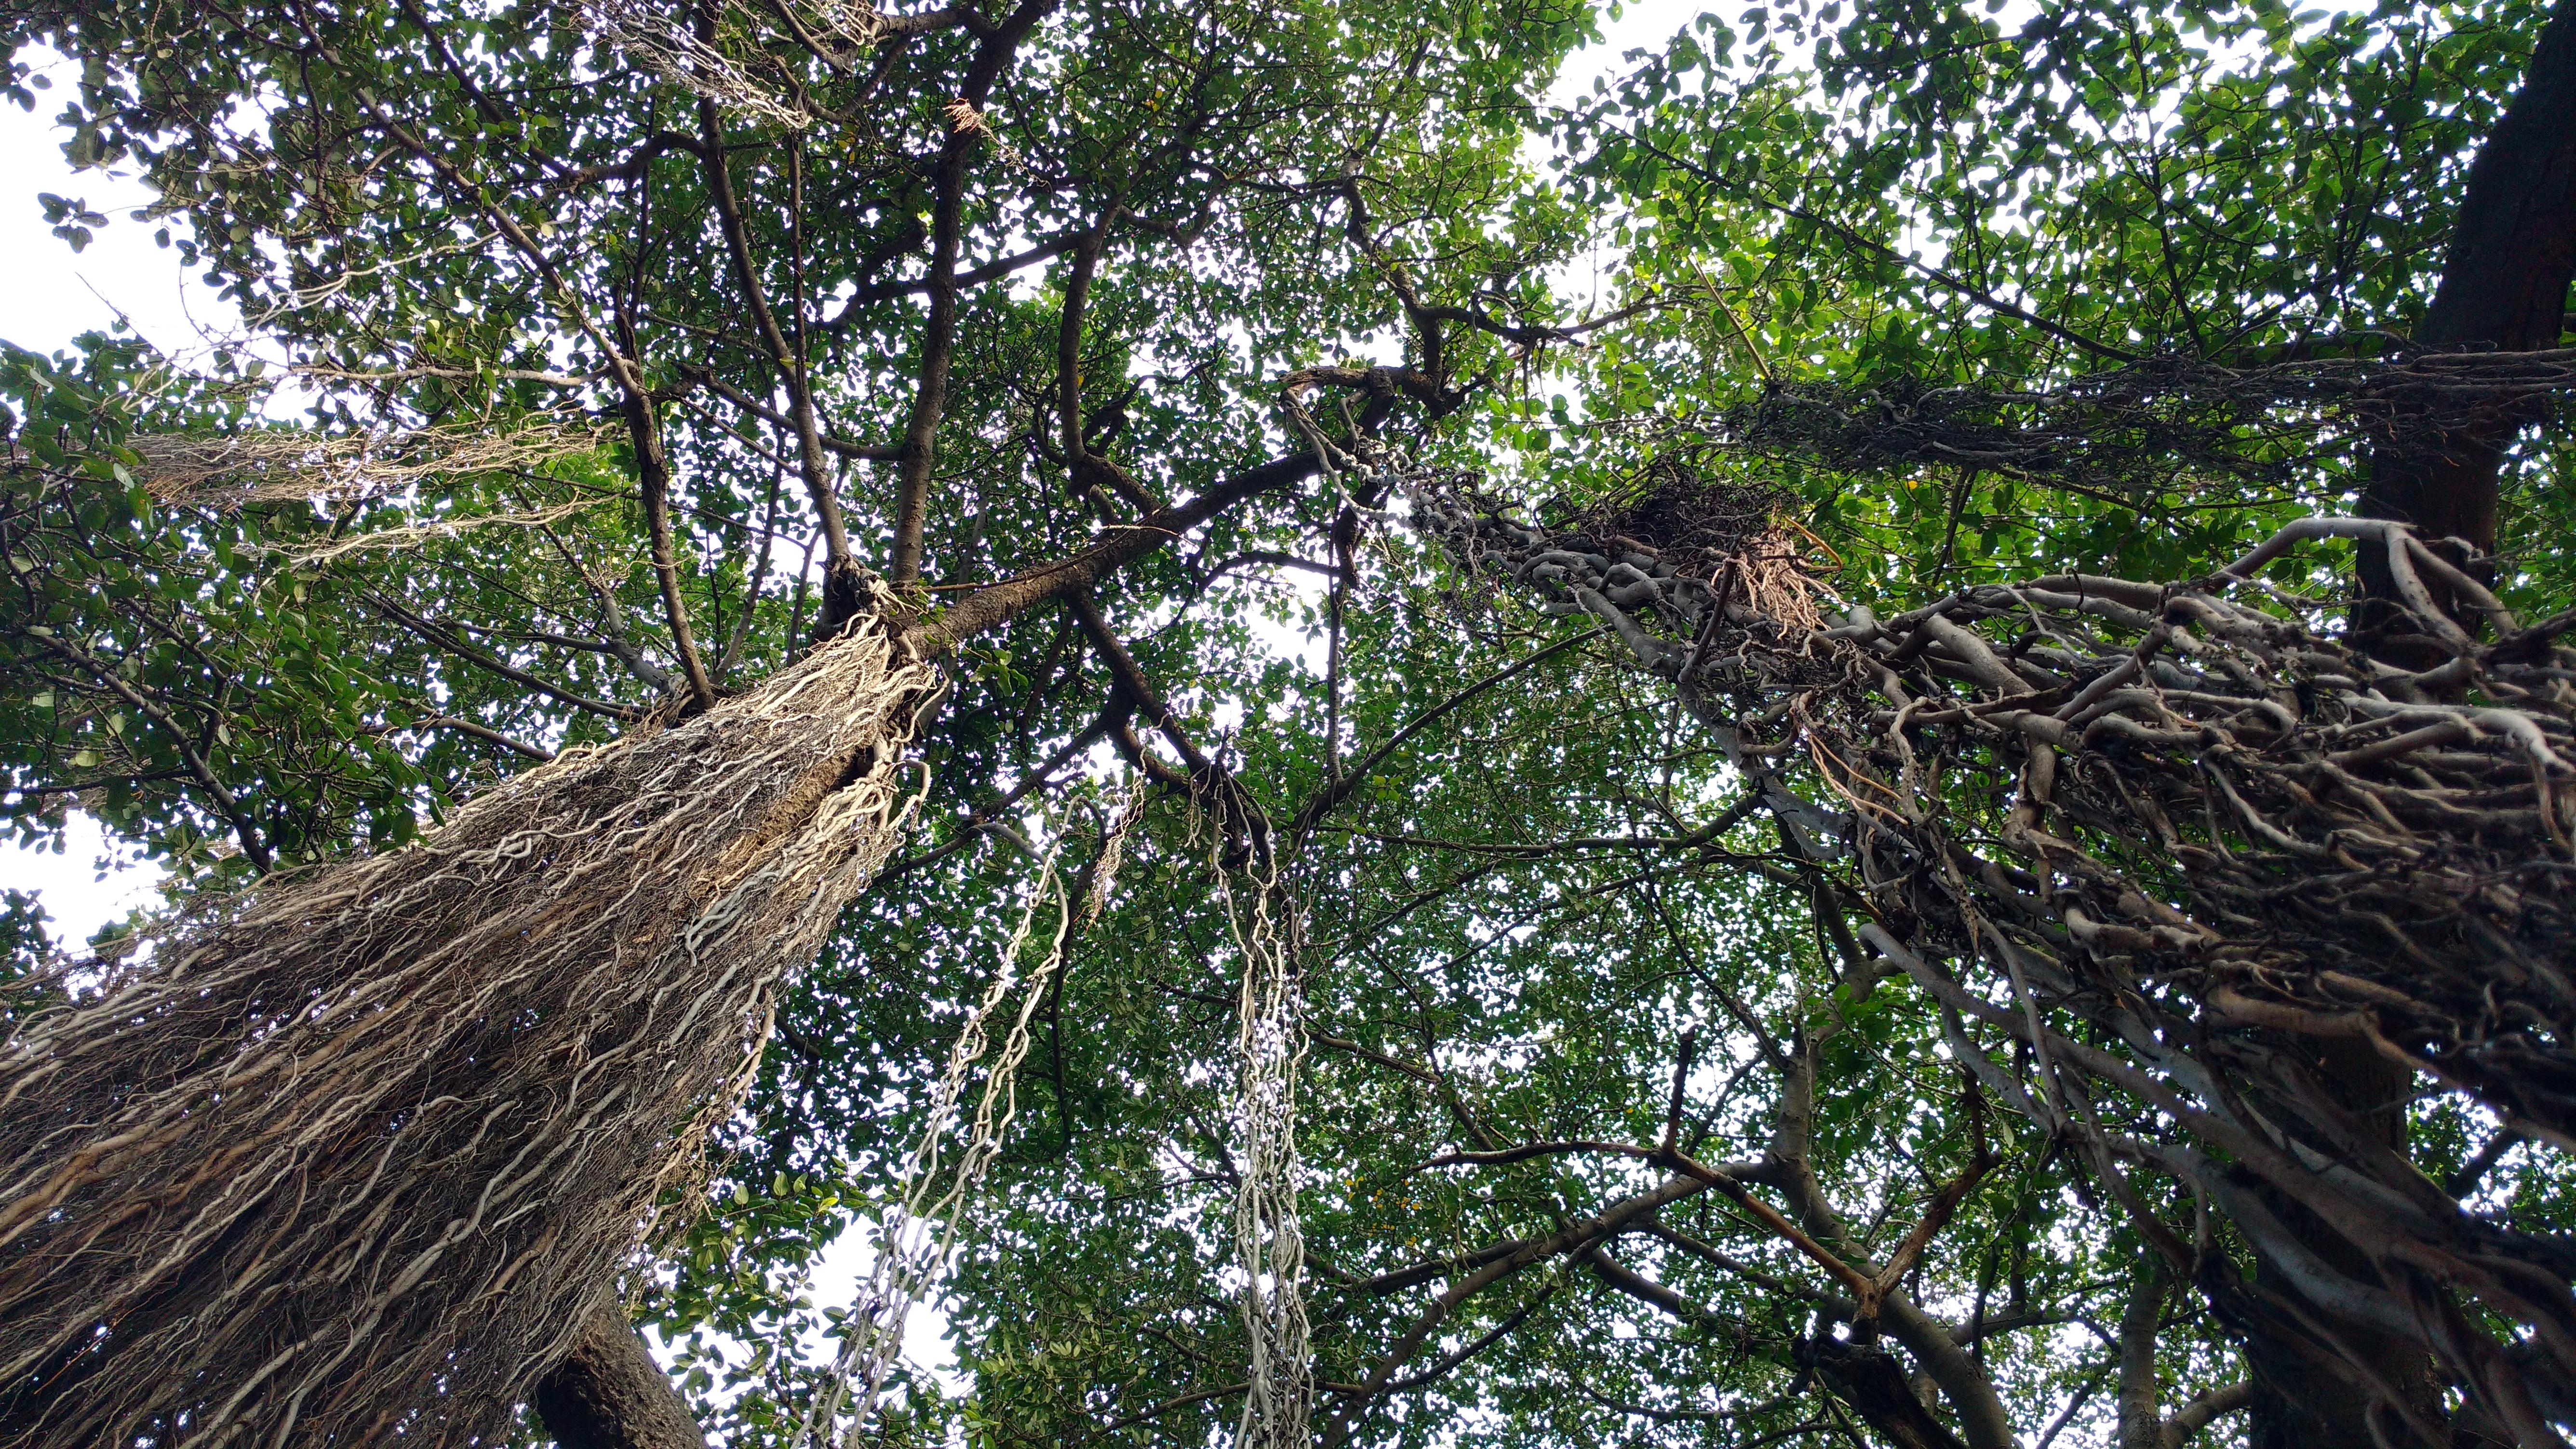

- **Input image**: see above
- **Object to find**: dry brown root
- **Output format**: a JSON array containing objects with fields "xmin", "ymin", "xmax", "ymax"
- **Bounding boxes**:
[
  {"xmin": 1413, "ymin": 473, "xmax": 2576, "ymax": 1441},
  {"xmin": 0, "ymin": 609, "xmax": 939, "ymax": 1448},
  {"xmin": 134, "ymin": 416, "xmax": 616, "ymax": 510}
]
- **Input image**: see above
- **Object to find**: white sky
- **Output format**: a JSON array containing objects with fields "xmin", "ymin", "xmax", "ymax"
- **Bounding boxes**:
[
  {"xmin": 1, "ymin": 51, "xmax": 205, "ymax": 945},
  {"xmin": 0, "ymin": 5, "xmax": 1706, "ymax": 1433}
]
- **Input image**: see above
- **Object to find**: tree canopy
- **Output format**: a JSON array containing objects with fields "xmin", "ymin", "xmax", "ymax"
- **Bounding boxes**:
[{"xmin": 2, "ymin": 0, "xmax": 2573, "ymax": 1446}]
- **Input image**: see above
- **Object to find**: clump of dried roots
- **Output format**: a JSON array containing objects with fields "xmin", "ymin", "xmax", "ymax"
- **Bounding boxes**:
[
  {"xmin": 0, "ymin": 607, "xmax": 940, "ymax": 1448},
  {"xmin": 133, "ymin": 415, "xmax": 615, "ymax": 510},
  {"xmin": 586, "ymin": 0, "xmax": 894, "ymax": 128}
]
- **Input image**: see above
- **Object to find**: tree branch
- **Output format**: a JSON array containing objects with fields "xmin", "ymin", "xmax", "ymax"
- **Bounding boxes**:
[
  {"xmin": 24, "ymin": 631, "xmax": 271, "ymax": 871},
  {"xmin": 368, "ymin": 592, "xmax": 646, "ymax": 722},
  {"xmin": 889, "ymin": 0, "xmax": 1060, "ymax": 584}
]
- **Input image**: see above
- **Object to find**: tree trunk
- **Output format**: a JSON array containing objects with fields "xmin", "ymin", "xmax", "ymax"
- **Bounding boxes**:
[
  {"xmin": 2358, "ymin": 0, "xmax": 2576, "ymax": 570},
  {"xmin": 0, "ymin": 618, "xmax": 939, "ymax": 1449},
  {"xmin": 530, "ymin": 1298, "xmax": 709, "ymax": 1449},
  {"xmin": 2279, "ymin": 9, "xmax": 2576, "ymax": 1441}
]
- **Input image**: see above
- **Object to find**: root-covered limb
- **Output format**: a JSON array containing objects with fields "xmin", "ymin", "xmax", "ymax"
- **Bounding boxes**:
[
  {"xmin": 0, "ymin": 609, "xmax": 940, "ymax": 1448},
  {"xmin": 1664, "ymin": 345, "xmax": 2576, "ymax": 513},
  {"xmin": 1415, "ymin": 476, "xmax": 2576, "ymax": 1443}
]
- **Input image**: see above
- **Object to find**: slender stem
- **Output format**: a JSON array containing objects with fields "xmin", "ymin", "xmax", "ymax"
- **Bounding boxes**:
[
  {"xmin": 625, "ymin": 385, "xmax": 717, "ymax": 711},
  {"xmin": 697, "ymin": 94, "xmax": 858, "ymax": 628},
  {"xmin": 32, "ymin": 632, "xmax": 271, "ymax": 871}
]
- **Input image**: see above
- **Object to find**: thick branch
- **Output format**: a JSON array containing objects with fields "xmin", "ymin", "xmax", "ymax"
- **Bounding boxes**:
[
  {"xmin": 624, "ymin": 389, "xmax": 716, "ymax": 711},
  {"xmin": 2116, "ymin": 1265, "xmax": 2168, "ymax": 1449},
  {"xmin": 904, "ymin": 448, "xmax": 1319, "ymax": 657},
  {"xmin": 2164, "ymin": 1382, "xmax": 2254, "ymax": 1444},
  {"xmin": 888, "ymin": 0, "xmax": 1060, "ymax": 584}
]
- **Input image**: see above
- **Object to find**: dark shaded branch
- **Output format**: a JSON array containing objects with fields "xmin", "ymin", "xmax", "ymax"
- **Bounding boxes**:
[
  {"xmin": 1583, "ymin": 1244, "xmax": 1730, "ymax": 1331},
  {"xmin": 1423, "ymin": 1140, "xmax": 1659, "ymax": 1169},
  {"xmin": 1065, "ymin": 590, "xmax": 1208, "ymax": 773},
  {"xmin": 529, "ymin": 1295, "xmax": 709, "ymax": 1449},
  {"xmin": 889, "ymin": 0, "xmax": 1060, "ymax": 584},
  {"xmin": 1076, "ymin": 1381, "xmax": 1246, "ymax": 1443},
  {"xmin": 2361, "ymin": 0, "xmax": 2576, "ymax": 557},
  {"xmin": 385, "ymin": 714, "xmax": 555, "ymax": 763},
  {"xmin": 23, "ymin": 631, "xmax": 271, "ymax": 871},
  {"xmin": 1382, "ymin": 1284, "xmax": 1559, "ymax": 1392},
  {"xmin": 624, "ymin": 387, "xmax": 716, "ymax": 711},
  {"xmin": 368, "ymin": 592, "xmax": 646, "ymax": 721},
  {"xmin": 542, "ymin": 130, "xmax": 708, "ymax": 192}
]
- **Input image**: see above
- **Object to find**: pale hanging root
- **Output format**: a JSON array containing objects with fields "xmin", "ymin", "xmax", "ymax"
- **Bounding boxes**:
[
  {"xmin": 1082, "ymin": 778, "xmax": 1150, "ymax": 929},
  {"xmin": 0, "ymin": 606, "xmax": 941, "ymax": 1449},
  {"xmin": 133, "ymin": 416, "xmax": 617, "ymax": 510},
  {"xmin": 795, "ymin": 837, "xmax": 1073, "ymax": 1449},
  {"xmin": 1220, "ymin": 853, "xmax": 1313, "ymax": 1449}
]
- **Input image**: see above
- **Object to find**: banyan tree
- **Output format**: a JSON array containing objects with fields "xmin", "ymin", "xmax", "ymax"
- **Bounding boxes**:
[{"xmin": 2, "ymin": 0, "xmax": 2575, "ymax": 1446}]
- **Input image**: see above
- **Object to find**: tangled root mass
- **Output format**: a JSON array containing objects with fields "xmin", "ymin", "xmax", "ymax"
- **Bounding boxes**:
[
  {"xmin": 0, "ymin": 613, "xmax": 939, "ymax": 1448},
  {"xmin": 1416, "ymin": 469, "xmax": 2576, "ymax": 1437}
]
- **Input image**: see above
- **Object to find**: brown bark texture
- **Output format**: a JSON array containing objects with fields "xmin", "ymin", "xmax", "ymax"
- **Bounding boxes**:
[
  {"xmin": 530, "ymin": 1299, "xmax": 710, "ymax": 1449},
  {"xmin": 1421, "ymin": 484, "xmax": 2576, "ymax": 1447}
]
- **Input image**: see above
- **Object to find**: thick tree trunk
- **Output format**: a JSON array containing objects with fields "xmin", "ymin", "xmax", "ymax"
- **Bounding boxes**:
[
  {"xmin": 530, "ymin": 1299, "xmax": 709, "ymax": 1449},
  {"xmin": 0, "ymin": 620, "xmax": 939, "ymax": 1449},
  {"xmin": 2241, "ymin": 1038, "xmax": 2451, "ymax": 1449},
  {"xmin": 2280, "ymin": 9, "xmax": 2576, "ymax": 1442},
  {"xmin": 2358, "ymin": 0, "xmax": 2576, "ymax": 566}
]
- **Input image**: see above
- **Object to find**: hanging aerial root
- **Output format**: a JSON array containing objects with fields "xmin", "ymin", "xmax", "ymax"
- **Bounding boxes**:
[
  {"xmin": 584, "ymin": 0, "xmax": 896, "ymax": 128},
  {"xmin": 795, "ymin": 838, "xmax": 1071, "ymax": 1449},
  {"xmin": 0, "ymin": 607, "xmax": 941, "ymax": 1449},
  {"xmin": 133, "ymin": 415, "xmax": 616, "ymax": 510},
  {"xmin": 1221, "ymin": 853, "xmax": 1313, "ymax": 1449}
]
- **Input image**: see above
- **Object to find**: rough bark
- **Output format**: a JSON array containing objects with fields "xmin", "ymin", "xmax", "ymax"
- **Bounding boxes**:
[
  {"xmin": 2117, "ymin": 1266, "xmax": 2168, "ymax": 1449},
  {"xmin": 530, "ymin": 1299, "xmax": 709, "ymax": 1449},
  {"xmin": 1417, "ymin": 488, "xmax": 2576, "ymax": 1447},
  {"xmin": 1797, "ymin": 1333, "xmax": 1971, "ymax": 1449}
]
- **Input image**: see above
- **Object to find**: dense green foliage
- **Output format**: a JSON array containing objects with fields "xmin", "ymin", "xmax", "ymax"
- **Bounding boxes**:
[{"xmin": 3, "ymin": 0, "xmax": 2570, "ymax": 1444}]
